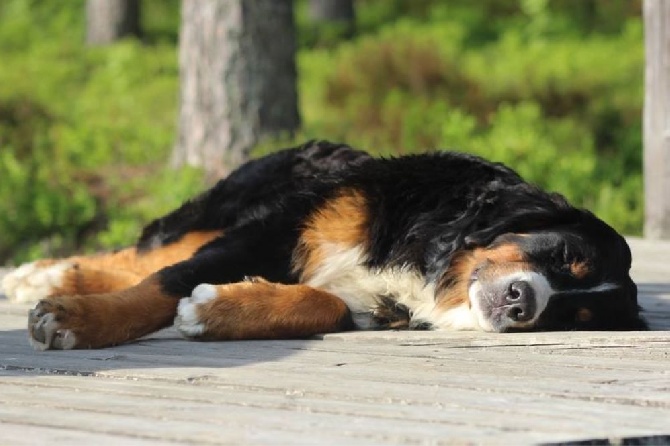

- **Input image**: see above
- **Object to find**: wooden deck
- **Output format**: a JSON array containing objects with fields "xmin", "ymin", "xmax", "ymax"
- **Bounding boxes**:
[{"xmin": 1, "ymin": 237, "xmax": 669, "ymax": 445}]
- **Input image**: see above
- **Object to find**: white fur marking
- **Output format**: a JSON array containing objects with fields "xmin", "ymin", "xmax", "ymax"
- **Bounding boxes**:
[
  {"xmin": 432, "ymin": 303, "xmax": 479, "ymax": 331},
  {"xmin": 467, "ymin": 273, "xmax": 620, "ymax": 331},
  {"xmin": 300, "ymin": 243, "xmax": 621, "ymax": 333},
  {"xmin": 559, "ymin": 282, "xmax": 619, "ymax": 295},
  {"xmin": 468, "ymin": 271, "xmax": 554, "ymax": 332},
  {"xmin": 174, "ymin": 283, "xmax": 218, "ymax": 337},
  {"xmin": 304, "ymin": 244, "xmax": 437, "ymax": 329},
  {"xmin": 191, "ymin": 283, "xmax": 218, "ymax": 303},
  {"xmin": 2, "ymin": 261, "xmax": 73, "ymax": 303},
  {"xmin": 468, "ymin": 281, "xmax": 493, "ymax": 331}
]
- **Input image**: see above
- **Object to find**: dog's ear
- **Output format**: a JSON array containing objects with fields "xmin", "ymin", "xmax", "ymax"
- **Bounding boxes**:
[
  {"xmin": 462, "ymin": 187, "xmax": 580, "ymax": 248},
  {"xmin": 425, "ymin": 184, "xmax": 579, "ymax": 280}
]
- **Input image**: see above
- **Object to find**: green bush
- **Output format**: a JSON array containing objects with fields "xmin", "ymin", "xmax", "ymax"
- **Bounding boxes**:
[
  {"xmin": 0, "ymin": 1, "xmax": 202, "ymax": 263},
  {"xmin": 298, "ymin": 13, "xmax": 643, "ymax": 234}
]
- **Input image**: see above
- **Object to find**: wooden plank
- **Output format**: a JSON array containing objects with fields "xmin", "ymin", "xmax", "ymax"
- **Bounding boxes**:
[
  {"xmin": 2, "ymin": 369, "xmax": 668, "ymax": 423},
  {"xmin": 0, "ymin": 240, "xmax": 669, "ymax": 444},
  {"xmin": 3, "ymin": 335, "xmax": 670, "ymax": 419},
  {"xmin": 0, "ymin": 373, "xmax": 668, "ymax": 444},
  {"xmin": 628, "ymin": 237, "xmax": 670, "ymax": 282},
  {"xmin": 0, "ymin": 423, "xmax": 157, "ymax": 446}
]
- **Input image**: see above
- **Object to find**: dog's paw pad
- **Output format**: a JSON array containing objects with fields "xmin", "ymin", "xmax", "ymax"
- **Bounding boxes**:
[
  {"xmin": 28, "ymin": 302, "xmax": 77, "ymax": 350},
  {"xmin": 174, "ymin": 283, "xmax": 217, "ymax": 338},
  {"xmin": 3, "ymin": 261, "xmax": 73, "ymax": 303}
]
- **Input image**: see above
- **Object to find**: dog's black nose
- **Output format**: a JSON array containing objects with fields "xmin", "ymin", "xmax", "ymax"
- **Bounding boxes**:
[{"xmin": 505, "ymin": 281, "xmax": 536, "ymax": 322}]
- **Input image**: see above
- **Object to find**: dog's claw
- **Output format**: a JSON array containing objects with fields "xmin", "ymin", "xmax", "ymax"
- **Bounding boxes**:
[{"xmin": 28, "ymin": 301, "xmax": 77, "ymax": 350}]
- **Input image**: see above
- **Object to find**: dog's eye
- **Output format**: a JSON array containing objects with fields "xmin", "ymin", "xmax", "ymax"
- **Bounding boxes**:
[
  {"xmin": 551, "ymin": 245, "xmax": 587, "ymax": 278},
  {"xmin": 551, "ymin": 248, "xmax": 572, "ymax": 273},
  {"xmin": 557, "ymin": 262, "xmax": 572, "ymax": 273}
]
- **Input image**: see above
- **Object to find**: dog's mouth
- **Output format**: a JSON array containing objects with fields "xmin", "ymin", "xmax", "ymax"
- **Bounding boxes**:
[{"xmin": 468, "ymin": 269, "xmax": 553, "ymax": 332}]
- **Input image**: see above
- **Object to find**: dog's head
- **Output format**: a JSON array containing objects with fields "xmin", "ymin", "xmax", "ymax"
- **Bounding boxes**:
[
  {"xmin": 458, "ymin": 229, "xmax": 643, "ymax": 331},
  {"xmin": 430, "ymin": 186, "xmax": 646, "ymax": 332}
]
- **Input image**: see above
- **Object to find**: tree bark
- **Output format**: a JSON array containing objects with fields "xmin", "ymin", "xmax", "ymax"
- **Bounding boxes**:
[
  {"xmin": 86, "ymin": 0, "xmax": 141, "ymax": 46},
  {"xmin": 644, "ymin": 0, "xmax": 670, "ymax": 238},
  {"xmin": 173, "ymin": 0, "xmax": 300, "ymax": 177}
]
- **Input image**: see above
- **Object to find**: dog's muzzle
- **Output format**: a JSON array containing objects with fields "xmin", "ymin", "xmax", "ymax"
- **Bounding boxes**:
[{"xmin": 469, "ymin": 271, "xmax": 552, "ymax": 332}]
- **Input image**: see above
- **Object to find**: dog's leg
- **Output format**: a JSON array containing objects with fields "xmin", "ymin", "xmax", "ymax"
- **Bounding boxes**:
[
  {"xmin": 3, "ymin": 230, "xmax": 222, "ymax": 303},
  {"xmin": 27, "ymin": 277, "xmax": 354, "ymax": 350},
  {"xmin": 25, "ymin": 220, "xmax": 304, "ymax": 350},
  {"xmin": 51, "ymin": 266, "xmax": 144, "ymax": 296},
  {"xmin": 174, "ymin": 279, "xmax": 354, "ymax": 340},
  {"xmin": 27, "ymin": 274, "xmax": 177, "ymax": 350}
]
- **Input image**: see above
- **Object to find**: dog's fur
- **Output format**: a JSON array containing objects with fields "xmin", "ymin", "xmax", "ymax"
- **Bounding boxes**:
[{"xmin": 2, "ymin": 141, "xmax": 646, "ymax": 350}]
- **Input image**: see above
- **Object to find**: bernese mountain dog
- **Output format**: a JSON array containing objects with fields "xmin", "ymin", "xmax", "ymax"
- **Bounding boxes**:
[{"xmin": 2, "ymin": 141, "xmax": 646, "ymax": 350}]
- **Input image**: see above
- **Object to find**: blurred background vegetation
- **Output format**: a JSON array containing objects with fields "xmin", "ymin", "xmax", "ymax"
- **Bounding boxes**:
[{"xmin": 0, "ymin": 0, "xmax": 643, "ymax": 264}]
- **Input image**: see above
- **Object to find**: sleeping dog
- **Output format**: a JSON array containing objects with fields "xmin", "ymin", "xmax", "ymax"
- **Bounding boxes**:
[{"xmin": 2, "ymin": 141, "xmax": 646, "ymax": 350}]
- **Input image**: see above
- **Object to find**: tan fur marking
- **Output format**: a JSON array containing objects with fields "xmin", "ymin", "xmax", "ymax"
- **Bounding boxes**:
[
  {"xmin": 293, "ymin": 190, "xmax": 368, "ymax": 280},
  {"xmin": 30, "ymin": 274, "xmax": 178, "ymax": 348},
  {"xmin": 70, "ymin": 230, "xmax": 223, "ymax": 276},
  {"xmin": 192, "ymin": 282, "xmax": 352, "ymax": 340},
  {"xmin": 576, "ymin": 307, "xmax": 592, "ymax": 322},
  {"xmin": 52, "ymin": 267, "xmax": 144, "ymax": 296},
  {"xmin": 478, "ymin": 244, "xmax": 525, "ymax": 264},
  {"xmin": 36, "ymin": 230, "xmax": 223, "ymax": 296},
  {"xmin": 570, "ymin": 260, "xmax": 591, "ymax": 279},
  {"xmin": 437, "ymin": 243, "xmax": 527, "ymax": 310},
  {"xmin": 437, "ymin": 252, "xmax": 479, "ymax": 309}
]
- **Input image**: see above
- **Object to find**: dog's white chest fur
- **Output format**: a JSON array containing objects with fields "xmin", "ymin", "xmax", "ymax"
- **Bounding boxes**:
[{"xmin": 302, "ymin": 244, "xmax": 441, "ymax": 329}]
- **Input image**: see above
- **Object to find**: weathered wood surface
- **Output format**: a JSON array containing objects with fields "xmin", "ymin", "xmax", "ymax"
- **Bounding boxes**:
[
  {"xmin": 1, "ymin": 237, "xmax": 669, "ymax": 445},
  {"xmin": 644, "ymin": 0, "xmax": 670, "ymax": 239}
]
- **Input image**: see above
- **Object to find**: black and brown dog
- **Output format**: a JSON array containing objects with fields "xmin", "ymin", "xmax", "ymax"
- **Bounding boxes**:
[{"xmin": 2, "ymin": 141, "xmax": 646, "ymax": 350}]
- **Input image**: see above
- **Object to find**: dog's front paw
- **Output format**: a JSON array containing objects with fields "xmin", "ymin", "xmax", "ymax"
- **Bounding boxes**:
[
  {"xmin": 28, "ymin": 298, "xmax": 80, "ymax": 350},
  {"xmin": 174, "ymin": 283, "xmax": 218, "ymax": 339},
  {"xmin": 3, "ymin": 261, "xmax": 73, "ymax": 303}
]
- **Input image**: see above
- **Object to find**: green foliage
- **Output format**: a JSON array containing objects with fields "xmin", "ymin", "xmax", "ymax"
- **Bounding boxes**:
[
  {"xmin": 0, "ymin": 0, "xmax": 645, "ymax": 263},
  {"xmin": 298, "ymin": 4, "xmax": 643, "ymax": 234},
  {"xmin": 0, "ymin": 0, "xmax": 200, "ymax": 263}
]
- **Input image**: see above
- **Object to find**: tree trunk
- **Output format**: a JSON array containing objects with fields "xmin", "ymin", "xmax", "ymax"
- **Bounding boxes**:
[
  {"xmin": 173, "ymin": 0, "xmax": 300, "ymax": 178},
  {"xmin": 86, "ymin": 0, "xmax": 141, "ymax": 46},
  {"xmin": 644, "ymin": 0, "xmax": 670, "ymax": 238}
]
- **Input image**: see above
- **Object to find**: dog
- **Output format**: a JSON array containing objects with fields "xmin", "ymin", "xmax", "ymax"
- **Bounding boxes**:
[{"xmin": 2, "ymin": 141, "xmax": 646, "ymax": 350}]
